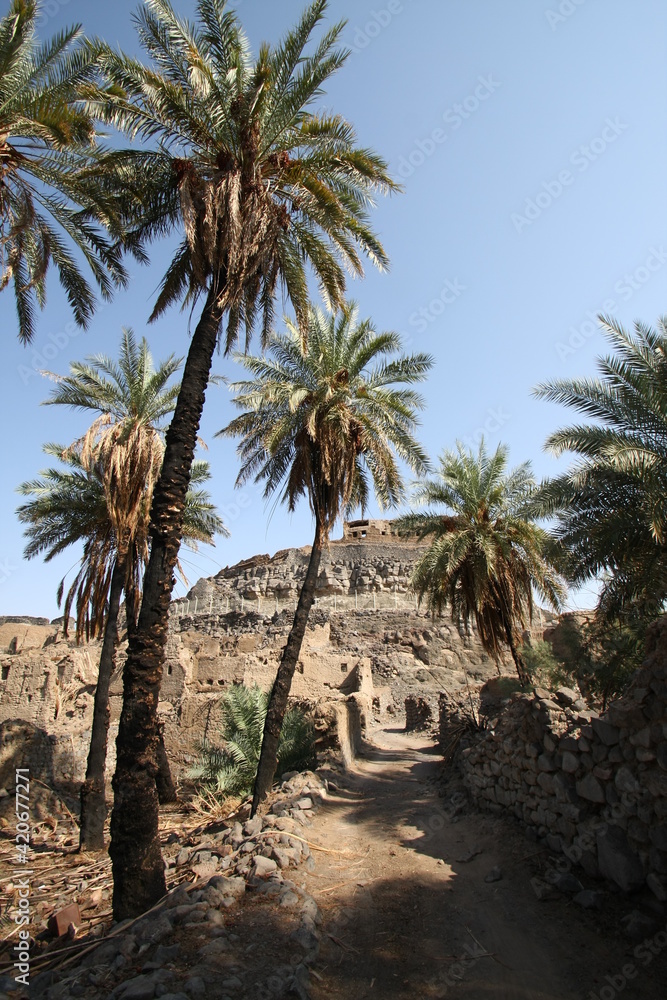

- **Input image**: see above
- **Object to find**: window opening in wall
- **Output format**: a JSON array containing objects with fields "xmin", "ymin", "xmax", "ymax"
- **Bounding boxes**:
[
  {"xmin": 1, "ymin": 665, "xmax": 9, "ymax": 681},
  {"xmin": 340, "ymin": 662, "xmax": 348, "ymax": 672},
  {"xmin": 167, "ymin": 665, "xmax": 172, "ymax": 675}
]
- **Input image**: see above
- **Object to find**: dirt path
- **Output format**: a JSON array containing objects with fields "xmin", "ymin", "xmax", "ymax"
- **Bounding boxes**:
[{"xmin": 303, "ymin": 725, "xmax": 666, "ymax": 1000}]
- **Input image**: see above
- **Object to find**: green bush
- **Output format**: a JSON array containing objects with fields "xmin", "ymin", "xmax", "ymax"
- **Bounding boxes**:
[
  {"xmin": 522, "ymin": 619, "xmax": 648, "ymax": 708},
  {"xmin": 188, "ymin": 684, "xmax": 316, "ymax": 798}
]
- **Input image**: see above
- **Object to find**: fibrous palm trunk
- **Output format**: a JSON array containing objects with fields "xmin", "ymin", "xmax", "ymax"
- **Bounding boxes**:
[
  {"xmin": 501, "ymin": 612, "xmax": 529, "ymax": 685},
  {"xmin": 110, "ymin": 284, "xmax": 224, "ymax": 920},
  {"xmin": 251, "ymin": 516, "xmax": 326, "ymax": 816},
  {"xmin": 79, "ymin": 556, "xmax": 126, "ymax": 851},
  {"xmin": 125, "ymin": 579, "xmax": 177, "ymax": 805}
]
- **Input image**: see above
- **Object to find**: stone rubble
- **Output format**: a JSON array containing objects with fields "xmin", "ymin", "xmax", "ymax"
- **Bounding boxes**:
[{"xmin": 28, "ymin": 771, "xmax": 329, "ymax": 1000}]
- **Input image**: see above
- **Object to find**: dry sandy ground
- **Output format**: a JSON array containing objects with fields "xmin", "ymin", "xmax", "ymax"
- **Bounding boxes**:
[{"xmin": 304, "ymin": 725, "xmax": 667, "ymax": 1000}]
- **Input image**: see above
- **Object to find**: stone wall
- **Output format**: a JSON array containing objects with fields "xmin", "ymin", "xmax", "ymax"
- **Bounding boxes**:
[
  {"xmin": 404, "ymin": 695, "xmax": 434, "ymax": 731},
  {"xmin": 448, "ymin": 617, "xmax": 667, "ymax": 900}
]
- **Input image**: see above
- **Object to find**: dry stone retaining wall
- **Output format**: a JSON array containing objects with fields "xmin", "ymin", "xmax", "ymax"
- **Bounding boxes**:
[
  {"xmin": 405, "ymin": 695, "xmax": 434, "ymax": 731},
  {"xmin": 448, "ymin": 617, "xmax": 667, "ymax": 899}
]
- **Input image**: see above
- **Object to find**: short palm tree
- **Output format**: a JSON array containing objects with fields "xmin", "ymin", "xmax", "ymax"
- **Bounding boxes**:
[
  {"xmin": 397, "ymin": 441, "xmax": 565, "ymax": 683},
  {"xmin": 92, "ymin": 0, "xmax": 398, "ymax": 917},
  {"xmin": 17, "ymin": 331, "xmax": 225, "ymax": 850},
  {"xmin": 0, "ymin": 0, "xmax": 128, "ymax": 343},
  {"xmin": 220, "ymin": 303, "xmax": 431, "ymax": 812},
  {"xmin": 189, "ymin": 684, "xmax": 316, "ymax": 799},
  {"xmin": 533, "ymin": 315, "xmax": 667, "ymax": 625}
]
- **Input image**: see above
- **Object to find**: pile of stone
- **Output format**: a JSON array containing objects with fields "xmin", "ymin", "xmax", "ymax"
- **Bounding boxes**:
[{"xmin": 29, "ymin": 771, "xmax": 328, "ymax": 1000}]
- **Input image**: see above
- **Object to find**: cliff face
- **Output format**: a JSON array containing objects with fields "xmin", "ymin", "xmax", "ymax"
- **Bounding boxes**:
[{"xmin": 185, "ymin": 533, "xmax": 427, "ymax": 606}]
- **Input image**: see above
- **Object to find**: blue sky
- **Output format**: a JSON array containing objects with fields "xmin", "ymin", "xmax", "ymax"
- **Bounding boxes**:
[{"xmin": 2, "ymin": 0, "xmax": 666, "ymax": 618}]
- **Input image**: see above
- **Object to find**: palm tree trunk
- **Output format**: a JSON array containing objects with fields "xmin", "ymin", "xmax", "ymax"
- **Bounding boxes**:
[
  {"xmin": 110, "ymin": 284, "xmax": 224, "ymax": 920},
  {"xmin": 155, "ymin": 722, "xmax": 178, "ymax": 804},
  {"xmin": 79, "ymin": 556, "xmax": 126, "ymax": 851},
  {"xmin": 251, "ymin": 516, "xmax": 326, "ymax": 816},
  {"xmin": 126, "ymin": 577, "xmax": 177, "ymax": 805},
  {"xmin": 501, "ymin": 614, "xmax": 530, "ymax": 685}
]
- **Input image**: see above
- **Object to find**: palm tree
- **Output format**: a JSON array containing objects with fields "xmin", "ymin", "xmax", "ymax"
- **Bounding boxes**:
[
  {"xmin": 533, "ymin": 315, "xmax": 667, "ymax": 625},
  {"xmin": 189, "ymin": 684, "xmax": 316, "ymax": 798},
  {"xmin": 220, "ymin": 303, "xmax": 431, "ymax": 812},
  {"xmin": 91, "ymin": 0, "xmax": 397, "ymax": 917},
  {"xmin": 397, "ymin": 441, "xmax": 565, "ymax": 683},
  {"xmin": 0, "ymin": 0, "xmax": 129, "ymax": 343},
  {"xmin": 17, "ymin": 331, "xmax": 225, "ymax": 850}
]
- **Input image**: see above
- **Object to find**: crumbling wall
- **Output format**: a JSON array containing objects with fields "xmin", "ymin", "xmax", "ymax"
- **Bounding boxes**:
[
  {"xmin": 451, "ymin": 616, "xmax": 667, "ymax": 899},
  {"xmin": 405, "ymin": 695, "xmax": 434, "ymax": 731}
]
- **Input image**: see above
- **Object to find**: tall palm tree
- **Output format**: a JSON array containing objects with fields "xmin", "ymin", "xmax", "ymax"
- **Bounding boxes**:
[
  {"xmin": 0, "ymin": 0, "xmax": 129, "ymax": 343},
  {"xmin": 397, "ymin": 441, "xmax": 565, "ymax": 683},
  {"xmin": 17, "ymin": 331, "xmax": 225, "ymax": 850},
  {"xmin": 533, "ymin": 315, "xmax": 667, "ymax": 624},
  {"xmin": 220, "ymin": 304, "xmax": 431, "ymax": 813},
  {"xmin": 92, "ymin": 0, "xmax": 397, "ymax": 917}
]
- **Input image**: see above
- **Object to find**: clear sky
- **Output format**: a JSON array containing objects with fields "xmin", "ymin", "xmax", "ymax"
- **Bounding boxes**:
[{"xmin": 2, "ymin": 0, "xmax": 666, "ymax": 618}]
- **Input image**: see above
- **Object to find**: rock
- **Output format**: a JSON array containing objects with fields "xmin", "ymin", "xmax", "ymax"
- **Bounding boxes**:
[
  {"xmin": 137, "ymin": 914, "xmax": 172, "ymax": 945},
  {"xmin": 555, "ymin": 687, "xmax": 578, "ymax": 706},
  {"xmin": 576, "ymin": 774, "xmax": 605, "ymax": 803},
  {"xmin": 272, "ymin": 847, "xmax": 293, "ymax": 870},
  {"xmin": 209, "ymin": 875, "xmax": 245, "ymax": 897},
  {"xmin": 221, "ymin": 977, "xmax": 243, "ymax": 991},
  {"xmin": 531, "ymin": 878, "xmax": 559, "ymax": 901},
  {"xmin": 295, "ymin": 797, "xmax": 313, "ymax": 811},
  {"xmin": 116, "ymin": 971, "xmax": 174, "ymax": 1000},
  {"xmin": 621, "ymin": 909, "xmax": 658, "ymax": 941},
  {"xmin": 198, "ymin": 939, "xmax": 230, "ymax": 960},
  {"xmin": 252, "ymin": 856, "xmax": 278, "ymax": 877},
  {"xmin": 291, "ymin": 921, "xmax": 320, "ymax": 956},
  {"xmin": 484, "ymin": 866, "xmax": 502, "ymax": 883},
  {"xmin": 590, "ymin": 718, "xmax": 620, "ymax": 746},
  {"xmin": 153, "ymin": 943, "xmax": 180, "ymax": 964},
  {"xmin": 183, "ymin": 977, "xmax": 206, "ymax": 999},
  {"xmin": 596, "ymin": 825, "xmax": 645, "ymax": 892},
  {"xmin": 573, "ymin": 890, "xmax": 604, "ymax": 909},
  {"xmin": 551, "ymin": 872, "xmax": 584, "ymax": 894},
  {"xmin": 279, "ymin": 890, "xmax": 300, "ymax": 909},
  {"xmin": 646, "ymin": 873, "xmax": 667, "ymax": 901},
  {"xmin": 244, "ymin": 815, "xmax": 263, "ymax": 838},
  {"xmin": 649, "ymin": 824, "xmax": 667, "ymax": 852},
  {"xmin": 614, "ymin": 766, "xmax": 640, "ymax": 795}
]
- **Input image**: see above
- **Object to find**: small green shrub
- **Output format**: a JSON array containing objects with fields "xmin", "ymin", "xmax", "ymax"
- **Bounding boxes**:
[
  {"xmin": 521, "ymin": 640, "xmax": 574, "ymax": 688},
  {"xmin": 522, "ymin": 619, "xmax": 649, "ymax": 708},
  {"xmin": 188, "ymin": 684, "xmax": 316, "ymax": 798}
]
